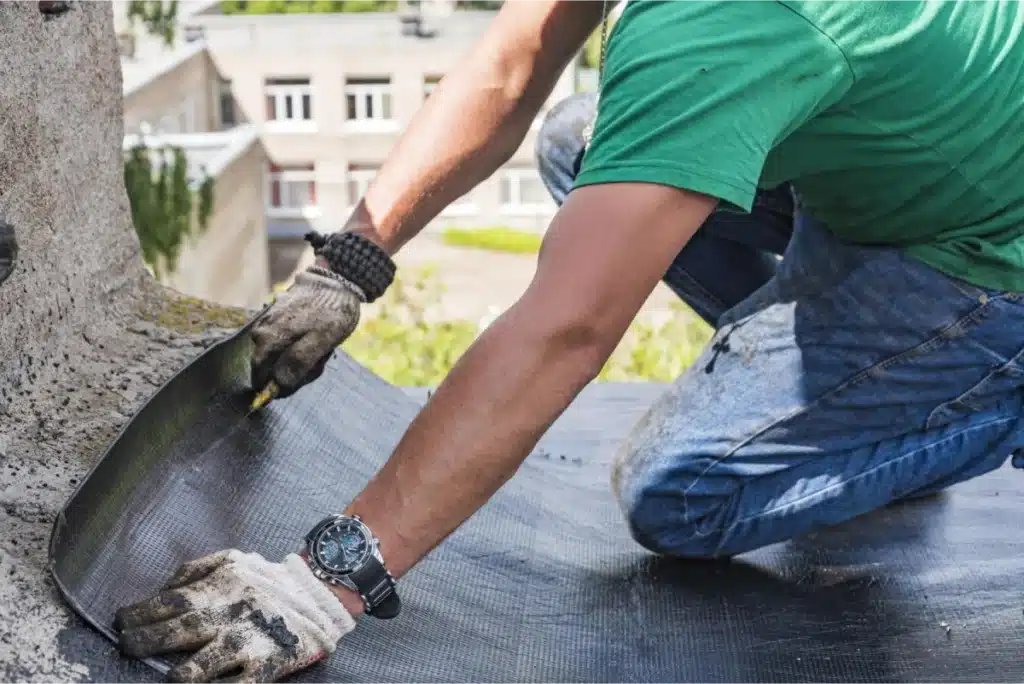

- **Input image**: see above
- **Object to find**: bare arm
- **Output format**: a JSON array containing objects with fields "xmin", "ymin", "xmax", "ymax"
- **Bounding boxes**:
[
  {"xmin": 342, "ymin": 1, "xmax": 605, "ymax": 256},
  {"xmin": 332, "ymin": 183, "xmax": 719, "ymax": 614}
]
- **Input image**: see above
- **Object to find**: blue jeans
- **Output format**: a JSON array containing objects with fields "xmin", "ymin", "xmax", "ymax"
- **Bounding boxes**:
[{"xmin": 536, "ymin": 93, "xmax": 1024, "ymax": 558}]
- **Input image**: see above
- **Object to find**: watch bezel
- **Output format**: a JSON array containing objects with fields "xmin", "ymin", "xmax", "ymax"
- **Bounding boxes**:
[{"xmin": 305, "ymin": 514, "xmax": 375, "ymax": 580}]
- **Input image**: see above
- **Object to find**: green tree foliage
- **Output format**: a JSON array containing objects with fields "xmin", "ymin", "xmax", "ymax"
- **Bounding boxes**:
[
  {"xmin": 125, "ymin": 0, "xmax": 505, "ymax": 42},
  {"xmin": 442, "ymin": 1, "xmax": 503, "ymax": 8},
  {"xmin": 218, "ymin": 0, "xmax": 501, "ymax": 14},
  {"xmin": 123, "ymin": 142, "xmax": 215, "ymax": 279},
  {"xmin": 219, "ymin": 1, "xmax": 397, "ymax": 13},
  {"xmin": 309, "ymin": 0, "xmax": 346, "ymax": 10},
  {"xmin": 126, "ymin": 1, "xmax": 179, "ymax": 45}
]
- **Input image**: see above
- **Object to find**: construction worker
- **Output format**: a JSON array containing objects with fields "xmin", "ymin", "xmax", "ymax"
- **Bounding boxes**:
[{"xmin": 114, "ymin": 1, "xmax": 1024, "ymax": 681}]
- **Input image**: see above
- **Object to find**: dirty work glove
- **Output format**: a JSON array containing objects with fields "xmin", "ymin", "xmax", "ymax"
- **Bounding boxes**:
[
  {"xmin": 250, "ymin": 266, "xmax": 365, "ymax": 399},
  {"xmin": 115, "ymin": 550, "xmax": 355, "ymax": 683}
]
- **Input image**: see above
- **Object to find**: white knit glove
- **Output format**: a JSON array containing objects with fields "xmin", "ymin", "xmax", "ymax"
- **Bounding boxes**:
[{"xmin": 115, "ymin": 550, "xmax": 355, "ymax": 683}]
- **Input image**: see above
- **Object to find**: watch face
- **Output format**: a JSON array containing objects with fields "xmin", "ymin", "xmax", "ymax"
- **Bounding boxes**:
[{"xmin": 314, "ymin": 518, "xmax": 371, "ymax": 574}]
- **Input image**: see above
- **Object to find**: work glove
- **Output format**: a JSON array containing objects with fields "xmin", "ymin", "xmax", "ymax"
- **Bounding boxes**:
[
  {"xmin": 115, "ymin": 550, "xmax": 355, "ymax": 683},
  {"xmin": 250, "ymin": 266, "xmax": 366, "ymax": 399}
]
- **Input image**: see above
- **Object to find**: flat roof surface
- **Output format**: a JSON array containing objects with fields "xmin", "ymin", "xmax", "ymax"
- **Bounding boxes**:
[{"xmin": 49, "ymin": 323, "xmax": 1024, "ymax": 683}]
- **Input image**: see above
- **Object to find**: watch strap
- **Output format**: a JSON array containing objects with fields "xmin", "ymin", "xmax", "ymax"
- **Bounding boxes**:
[{"xmin": 347, "ymin": 554, "xmax": 401, "ymax": 619}]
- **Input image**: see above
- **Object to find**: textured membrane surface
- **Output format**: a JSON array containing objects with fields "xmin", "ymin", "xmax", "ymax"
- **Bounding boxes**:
[{"xmin": 51, "ymin": 327, "xmax": 1024, "ymax": 682}]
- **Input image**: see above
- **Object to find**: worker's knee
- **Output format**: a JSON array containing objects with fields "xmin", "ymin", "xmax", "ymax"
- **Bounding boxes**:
[
  {"xmin": 619, "ymin": 473, "xmax": 738, "ymax": 560},
  {"xmin": 612, "ymin": 439, "xmax": 738, "ymax": 560},
  {"xmin": 535, "ymin": 92, "xmax": 598, "ymax": 204}
]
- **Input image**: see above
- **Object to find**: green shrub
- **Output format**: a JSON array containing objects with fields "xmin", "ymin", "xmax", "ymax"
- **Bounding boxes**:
[
  {"xmin": 596, "ymin": 306, "xmax": 711, "ymax": 383},
  {"xmin": 220, "ymin": 1, "xmax": 396, "ymax": 14},
  {"xmin": 343, "ymin": 266, "xmax": 478, "ymax": 386},
  {"xmin": 343, "ymin": 266, "xmax": 711, "ymax": 386},
  {"xmin": 440, "ymin": 227, "xmax": 543, "ymax": 255}
]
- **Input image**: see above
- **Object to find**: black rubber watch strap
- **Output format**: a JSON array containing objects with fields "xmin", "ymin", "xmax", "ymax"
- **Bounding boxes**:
[
  {"xmin": 348, "ymin": 555, "xmax": 401, "ymax": 619},
  {"xmin": 304, "ymin": 231, "xmax": 395, "ymax": 303}
]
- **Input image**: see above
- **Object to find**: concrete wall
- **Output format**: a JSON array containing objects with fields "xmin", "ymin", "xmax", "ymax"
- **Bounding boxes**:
[
  {"xmin": 188, "ymin": 10, "xmax": 570, "ymax": 236},
  {"xmin": 160, "ymin": 142, "xmax": 270, "ymax": 309}
]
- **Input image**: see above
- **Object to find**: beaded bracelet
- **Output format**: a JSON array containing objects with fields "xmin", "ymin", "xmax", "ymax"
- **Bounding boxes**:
[{"xmin": 304, "ymin": 231, "xmax": 396, "ymax": 303}]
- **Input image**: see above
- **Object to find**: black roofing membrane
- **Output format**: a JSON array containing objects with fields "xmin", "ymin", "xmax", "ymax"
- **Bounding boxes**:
[{"xmin": 50, "ymin": 323, "xmax": 1024, "ymax": 682}]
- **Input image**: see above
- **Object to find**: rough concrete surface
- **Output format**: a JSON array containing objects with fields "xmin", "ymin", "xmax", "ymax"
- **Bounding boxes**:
[
  {"xmin": 0, "ymin": 3, "xmax": 249, "ymax": 680},
  {"xmin": 0, "ymin": 283, "xmax": 246, "ymax": 682}
]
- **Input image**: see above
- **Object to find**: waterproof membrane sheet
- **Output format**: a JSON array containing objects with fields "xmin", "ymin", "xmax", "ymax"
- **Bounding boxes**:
[{"xmin": 51, "ymin": 326, "xmax": 1024, "ymax": 682}]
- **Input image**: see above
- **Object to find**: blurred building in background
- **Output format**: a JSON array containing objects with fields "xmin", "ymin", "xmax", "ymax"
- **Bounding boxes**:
[
  {"xmin": 183, "ymin": 1, "xmax": 576, "ymax": 284},
  {"xmin": 117, "ymin": 0, "xmax": 583, "ymax": 304},
  {"xmin": 118, "ymin": 1, "xmax": 270, "ymax": 308}
]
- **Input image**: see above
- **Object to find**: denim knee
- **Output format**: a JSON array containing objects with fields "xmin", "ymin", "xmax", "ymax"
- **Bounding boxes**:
[
  {"xmin": 535, "ymin": 92, "xmax": 598, "ymax": 205},
  {"xmin": 613, "ymin": 447, "xmax": 738, "ymax": 559},
  {"xmin": 622, "ymin": 481, "xmax": 738, "ymax": 559}
]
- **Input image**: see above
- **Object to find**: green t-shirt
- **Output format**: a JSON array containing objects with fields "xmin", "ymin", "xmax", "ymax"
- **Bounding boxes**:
[{"xmin": 575, "ymin": 0, "xmax": 1024, "ymax": 292}]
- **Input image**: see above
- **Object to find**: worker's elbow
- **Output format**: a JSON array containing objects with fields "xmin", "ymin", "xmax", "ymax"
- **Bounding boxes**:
[
  {"xmin": 510, "ymin": 284, "xmax": 621, "ymax": 382},
  {"xmin": 540, "ymin": 316, "xmax": 614, "ymax": 383}
]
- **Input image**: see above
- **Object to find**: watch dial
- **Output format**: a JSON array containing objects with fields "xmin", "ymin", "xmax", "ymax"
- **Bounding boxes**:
[{"xmin": 316, "ymin": 519, "xmax": 370, "ymax": 573}]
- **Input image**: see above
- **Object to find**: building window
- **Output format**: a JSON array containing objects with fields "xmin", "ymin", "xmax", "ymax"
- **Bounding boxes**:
[
  {"xmin": 218, "ymin": 77, "xmax": 236, "ymax": 129},
  {"xmin": 346, "ymin": 164, "xmax": 379, "ymax": 206},
  {"xmin": 344, "ymin": 77, "xmax": 393, "ymax": 127},
  {"xmin": 499, "ymin": 167, "xmax": 551, "ymax": 214},
  {"xmin": 423, "ymin": 74, "xmax": 443, "ymax": 100},
  {"xmin": 264, "ymin": 78, "xmax": 313, "ymax": 126},
  {"xmin": 267, "ymin": 163, "xmax": 318, "ymax": 218}
]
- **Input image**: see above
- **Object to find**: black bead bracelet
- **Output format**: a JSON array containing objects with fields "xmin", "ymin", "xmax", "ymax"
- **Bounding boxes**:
[{"xmin": 304, "ymin": 231, "xmax": 396, "ymax": 303}]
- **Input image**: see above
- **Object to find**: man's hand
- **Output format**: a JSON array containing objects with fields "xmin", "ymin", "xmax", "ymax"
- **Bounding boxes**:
[
  {"xmin": 115, "ymin": 550, "xmax": 355, "ymax": 683},
  {"xmin": 250, "ymin": 267, "xmax": 365, "ymax": 399}
]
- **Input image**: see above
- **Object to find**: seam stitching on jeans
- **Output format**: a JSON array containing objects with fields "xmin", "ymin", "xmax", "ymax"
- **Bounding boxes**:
[
  {"xmin": 925, "ymin": 343, "xmax": 1024, "ymax": 429},
  {"xmin": 678, "ymin": 296, "xmax": 998, "ymax": 525}
]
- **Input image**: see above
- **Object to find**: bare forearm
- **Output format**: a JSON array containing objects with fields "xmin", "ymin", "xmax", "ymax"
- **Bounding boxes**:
[
  {"xmin": 345, "ymin": 2, "xmax": 603, "ymax": 256},
  {"xmin": 328, "ymin": 183, "xmax": 718, "ymax": 616},
  {"xmin": 346, "ymin": 65, "xmax": 535, "ymax": 255},
  {"xmin": 344, "ymin": 299, "xmax": 603, "ymax": 578}
]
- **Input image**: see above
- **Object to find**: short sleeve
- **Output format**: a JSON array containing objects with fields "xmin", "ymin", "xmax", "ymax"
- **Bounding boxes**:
[{"xmin": 574, "ymin": 0, "xmax": 853, "ymax": 212}]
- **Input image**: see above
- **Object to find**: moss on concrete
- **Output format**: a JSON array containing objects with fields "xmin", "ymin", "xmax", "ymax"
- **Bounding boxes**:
[{"xmin": 136, "ymin": 280, "xmax": 252, "ymax": 334}]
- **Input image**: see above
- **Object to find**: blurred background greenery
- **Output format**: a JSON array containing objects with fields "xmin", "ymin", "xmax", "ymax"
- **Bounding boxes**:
[{"xmin": 343, "ymin": 264, "xmax": 711, "ymax": 387}]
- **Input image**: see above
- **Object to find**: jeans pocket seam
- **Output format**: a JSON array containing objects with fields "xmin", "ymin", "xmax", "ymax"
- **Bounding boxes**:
[
  {"xmin": 854, "ymin": 297, "xmax": 994, "ymax": 380},
  {"xmin": 925, "ymin": 346, "xmax": 1024, "ymax": 430}
]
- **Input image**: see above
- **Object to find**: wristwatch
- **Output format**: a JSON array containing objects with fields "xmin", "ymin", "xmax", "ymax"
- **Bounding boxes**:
[{"xmin": 303, "ymin": 514, "xmax": 401, "ymax": 619}]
